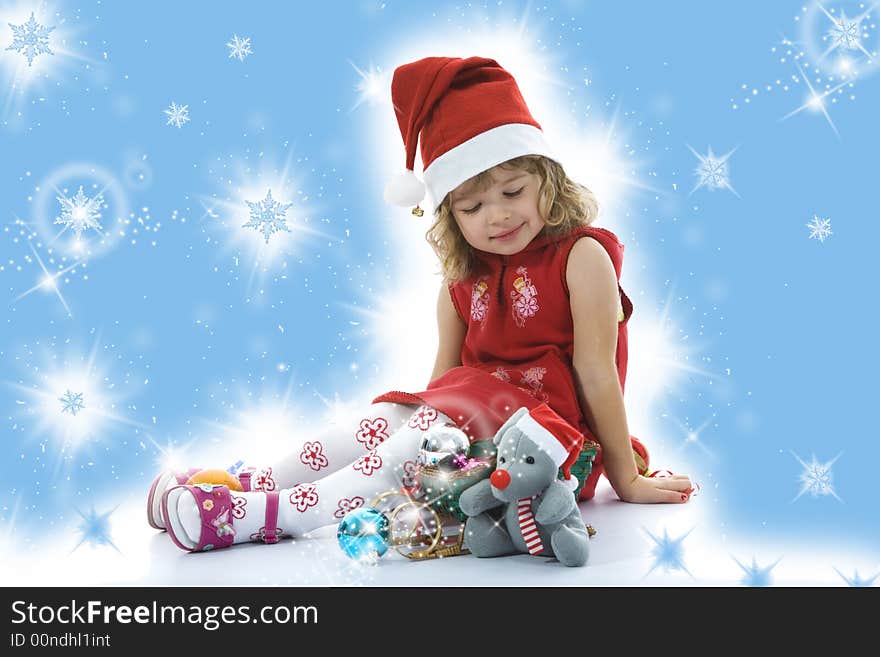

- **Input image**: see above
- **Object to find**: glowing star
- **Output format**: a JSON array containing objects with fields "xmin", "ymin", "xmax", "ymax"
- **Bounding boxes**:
[
  {"xmin": 733, "ymin": 555, "xmax": 782, "ymax": 587},
  {"xmin": 644, "ymin": 527, "xmax": 694, "ymax": 578},
  {"xmin": 73, "ymin": 506, "xmax": 120, "ymax": 553},
  {"xmin": 226, "ymin": 34, "xmax": 252, "ymax": 61},
  {"xmin": 687, "ymin": 145, "xmax": 739, "ymax": 196},
  {"xmin": 54, "ymin": 186, "xmax": 104, "ymax": 237},
  {"xmin": 806, "ymin": 215, "xmax": 833, "ymax": 242},
  {"xmin": 350, "ymin": 61, "xmax": 390, "ymax": 110},
  {"xmin": 164, "ymin": 101, "xmax": 190, "ymax": 128},
  {"xmin": 6, "ymin": 12, "xmax": 55, "ymax": 66},
  {"xmin": 834, "ymin": 568, "xmax": 880, "ymax": 587},
  {"xmin": 819, "ymin": 5, "xmax": 874, "ymax": 60},
  {"xmin": 59, "ymin": 389, "xmax": 85, "ymax": 416},
  {"xmin": 781, "ymin": 61, "xmax": 847, "ymax": 138},
  {"xmin": 243, "ymin": 189, "xmax": 293, "ymax": 243},
  {"xmin": 791, "ymin": 451, "xmax": 842, "ymax": 502}
]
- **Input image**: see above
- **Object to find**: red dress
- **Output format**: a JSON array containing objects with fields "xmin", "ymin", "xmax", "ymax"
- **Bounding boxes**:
[{"xmin": 374, "ymin": 225, "xmax": 634, "ymax": 500}]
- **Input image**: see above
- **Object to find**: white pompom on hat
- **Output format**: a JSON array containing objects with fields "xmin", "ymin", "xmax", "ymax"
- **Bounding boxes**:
[{"xmin": 385, "ymin": 56, "xmax": 555, "ymax": 214}]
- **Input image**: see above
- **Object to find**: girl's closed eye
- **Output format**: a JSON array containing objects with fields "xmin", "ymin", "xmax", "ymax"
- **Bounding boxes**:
[{"xmin": 461, "ymin": 186, "xmax": 526, "ymax": 214}]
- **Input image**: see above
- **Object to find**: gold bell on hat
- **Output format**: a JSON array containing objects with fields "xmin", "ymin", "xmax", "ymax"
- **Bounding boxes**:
[{"xmin": 411, "ymin": 205, "xmax": 424, "ymax": 217}]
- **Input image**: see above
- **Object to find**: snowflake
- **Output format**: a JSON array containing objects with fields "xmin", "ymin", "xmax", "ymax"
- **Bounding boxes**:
[
  {"xmin": 74, "ymin": 506, "xmax": 120, "ymax": 553},
  {"xmin": 688, "ymin": 145, "xmax": 739, "ymax": 196},
  {"xmin": 6, "ymin": 12, "xmax": 55, "ymax": 66},
  {"xmin": 806, "ymin": 215, "xmax": 833, "ymax": 242},
  {"xmin": 791, "ymin": 451, "xmax": 842, "ymax": 502},
  {"xmin": 164, "ymin": 101, "xmax": 190, "ymax": 128},
  {"xmin": 226, "ymin": 34, "xmax": 252, "ymax": 61},
  {"xmin": 733, "ymin": 555, "xmax": 782, "ymax": 587},
  {"xmin": 828, "ymin": 13, "xmax": 862, "ymax": 50},
  {"xmin": 55, "ymin": 186, "xmax": 104, "ymax": 237},
  {"xmin": 644, "ymin": 527, "xmax": 694, "ymax": 578},
  {"xmin": 59, "ymin": 389, "xmax": 85, "ymax": 416},
  {"xmin": 243, "ymin": 189, "xmax": 293, "ymax": 243}
]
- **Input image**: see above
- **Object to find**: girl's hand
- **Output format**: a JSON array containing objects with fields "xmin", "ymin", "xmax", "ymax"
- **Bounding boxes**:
[{"xmin": 616, "ymin": 473, "xmax": 694, "ymax": 504}]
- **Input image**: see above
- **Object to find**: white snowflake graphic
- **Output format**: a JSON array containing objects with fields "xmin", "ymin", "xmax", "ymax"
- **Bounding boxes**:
[
  {"xmin": 226, "ymin": 34, "xmax": 252, "ymax": 61},
  {"xmin": 806, "ymin": 215, "xmax": 833, "ymax": 242},
  {"xmin": 54, "ymin": 186, "xmax": 104, "ymax": 237},
  {"xmin": 688, "ymin": 145, "xmax": 739, "ymax": 196},
  {"xmin": 59, "ymin": 389, "xmax": 85, "ymax": 416},
  {"xmin": 791, "ymin": 451, "xmax": 842, "ymax": 502},
  {"xmin": 243, "ymin": 189, "xmax": 293, "ymax": 243},
  {"xmin": 164, "ymin": 101, "xmax": 190, "ymax": 128},
  {"xmin": 6, "ymin": 12, "xmax": 54, "ymax": 66},
  {"xmin": 820, "ymin": 6, "xmax": 872, "ymax": 58}
]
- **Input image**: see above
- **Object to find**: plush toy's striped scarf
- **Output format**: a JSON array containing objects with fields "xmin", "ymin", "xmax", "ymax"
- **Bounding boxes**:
[{"xmin": 517, "ymin": 497, "xmax": 544, "ymax": 555}]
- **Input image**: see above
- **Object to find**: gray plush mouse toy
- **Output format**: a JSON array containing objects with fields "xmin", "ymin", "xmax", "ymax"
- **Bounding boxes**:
[{"xmin": 458, "ymin": 404, "xmax": 591, "ymax": 567}]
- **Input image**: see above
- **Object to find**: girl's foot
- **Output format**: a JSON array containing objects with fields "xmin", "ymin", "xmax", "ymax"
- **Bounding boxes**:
[
  {"xmin": 147, "ymin": 465, "xmax": 278, "ymax": 530},
  {"xmin": 162, "ymin": 485, "xmax": 286, "ymax": 552}
]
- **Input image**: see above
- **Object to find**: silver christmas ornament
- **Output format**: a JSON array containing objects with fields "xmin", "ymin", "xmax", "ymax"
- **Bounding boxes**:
[{"xmin": 417, "ymin": 424, "xmax": 469, "ymax": 468}]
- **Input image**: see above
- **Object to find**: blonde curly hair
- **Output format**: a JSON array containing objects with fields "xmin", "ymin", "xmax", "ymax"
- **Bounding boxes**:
[{"xmin": 426, "ymin": 155, "xmax": 598, "ymax": 282}]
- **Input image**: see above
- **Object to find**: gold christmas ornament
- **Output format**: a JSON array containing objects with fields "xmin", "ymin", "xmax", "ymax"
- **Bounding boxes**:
[{"xmin": 411, "ymin": 204, "xmax": 424, "ymax": 217}]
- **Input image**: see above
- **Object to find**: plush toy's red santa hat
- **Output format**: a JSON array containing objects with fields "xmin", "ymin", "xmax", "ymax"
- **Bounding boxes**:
[
  {"xmin": 514, "ymin": 403, "xmax": 584, "ymax": 490},
  {"xmin": 384, "ymin": 56, "xmax": 556, "ymax": 214}
]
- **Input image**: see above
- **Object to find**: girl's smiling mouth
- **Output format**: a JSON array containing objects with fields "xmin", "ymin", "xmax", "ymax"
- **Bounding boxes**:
[{"xmin": 491, "ymin": 224, "xmax": 524, "ymax": 241}]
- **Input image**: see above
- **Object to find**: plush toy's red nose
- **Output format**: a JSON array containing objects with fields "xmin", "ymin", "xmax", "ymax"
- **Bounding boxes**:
[{"xmin": 490, "ymin": 469, "xmax": 511, "ymax": 489}]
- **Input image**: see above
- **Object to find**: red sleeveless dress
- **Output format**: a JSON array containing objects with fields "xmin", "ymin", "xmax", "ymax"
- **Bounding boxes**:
[{"xmin": 373, "ymin": 225, "xmax": 634, "ymax": 500}]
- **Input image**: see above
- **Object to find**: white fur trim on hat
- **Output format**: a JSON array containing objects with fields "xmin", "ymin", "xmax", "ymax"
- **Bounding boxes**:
[
  {"xmin": 515, "ymin": 411, "xmax": 568, "ymax": 466},
  {"xmin": 564, "ymin": 475, "xmax": 579, "ymax": 490},
  {"xmin": 384, "ymin": 169, "xmax": 426, "ymax": 207},
  {"xmin": 422, "ymin": 123, "xmax": 555, "ymax": 212}
]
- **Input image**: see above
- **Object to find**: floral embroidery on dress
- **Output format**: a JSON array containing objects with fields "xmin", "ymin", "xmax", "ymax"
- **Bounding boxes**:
[
  {"xmin": 520, "ymin": 366, "xmax": 550, "ymax": 403},
  {"xmin": 510, "ymin": 266, "xmax": 539, "ymax": 327},
  {"xmin": 470, "ymin": 278, "xmax": 490, "ymax": 322},
  {"xmin": 490, "ymin": 366, "xmax": 511, "ymax": 383}
]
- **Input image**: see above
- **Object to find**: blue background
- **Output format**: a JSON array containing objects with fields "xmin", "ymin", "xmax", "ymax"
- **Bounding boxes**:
[{"xmin": 2, "ymin": 0, "xmax": 877, "ymax": 573}]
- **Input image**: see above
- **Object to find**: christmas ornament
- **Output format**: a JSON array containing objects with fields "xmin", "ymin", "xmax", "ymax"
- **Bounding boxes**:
[
  {"xmin": 336, "ymin": 507, "xmax": 391, "ymax": 561},
  {"xmin": 417, "ymin": 424, "xmax": 469, "ymax": 468}
]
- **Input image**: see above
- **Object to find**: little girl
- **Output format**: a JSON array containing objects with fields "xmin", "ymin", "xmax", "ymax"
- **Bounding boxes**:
[{"xmin": 149, "ymin": 56, "xmax": 693, "ymax": 552}]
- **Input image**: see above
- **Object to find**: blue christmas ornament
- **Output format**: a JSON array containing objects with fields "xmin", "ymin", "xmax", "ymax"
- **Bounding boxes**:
[{"xmin": 336, "ymin": 507, "xmax": 391, "ymax": 561}]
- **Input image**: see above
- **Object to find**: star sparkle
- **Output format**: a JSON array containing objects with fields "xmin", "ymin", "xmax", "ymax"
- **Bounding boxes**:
[
  {"xmin": 818, "ymin": 4, "xmax": 875, "ymax": 61},
  {"xmin": 733, "ymin": 555, "xmax": 782, "ymax": 586},
  {"xmin": 791, "ymin": 451, "xmax": 843, "ymax": 502},
  {"xmin": 73, "ymin": 506, "xmax": 120, "ymax": 553},
  {"xmin": 834, "ymin": 567, "xmax": 879, "ymax": 587},
  {"xmin": 645, "ymin": 527, "xmax": 694, "ymax": 578},
  {"xmin": 688, "ymin": 145, "xmax": 739, "ymax": 196}
]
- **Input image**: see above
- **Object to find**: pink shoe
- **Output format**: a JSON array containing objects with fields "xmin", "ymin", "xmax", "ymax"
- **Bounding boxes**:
[
  {"xmin": 147, "ymin": 468, "xmax": 202, "ymax": 530},
  {"xmin": 162, "ymin": 484, "xmax": 284, "ymax": 552},
  {"xmin": 147, "ymin": 466, "xmax": 277, "ymax": 530}
]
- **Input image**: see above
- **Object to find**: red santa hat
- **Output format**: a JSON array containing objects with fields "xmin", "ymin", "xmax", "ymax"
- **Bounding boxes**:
[
  {"xmin": 514, "ymin": 403, "xmax": 584, "ymax": 490},
  {"xmin": 384, "ymin": 56, "xmax": 555, "ymax": 214}
]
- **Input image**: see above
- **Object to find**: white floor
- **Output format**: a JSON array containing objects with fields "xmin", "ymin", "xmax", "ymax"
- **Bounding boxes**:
[{"xmin": 3, "ymin": 479, "xmax": 869, "ymax": 587}]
